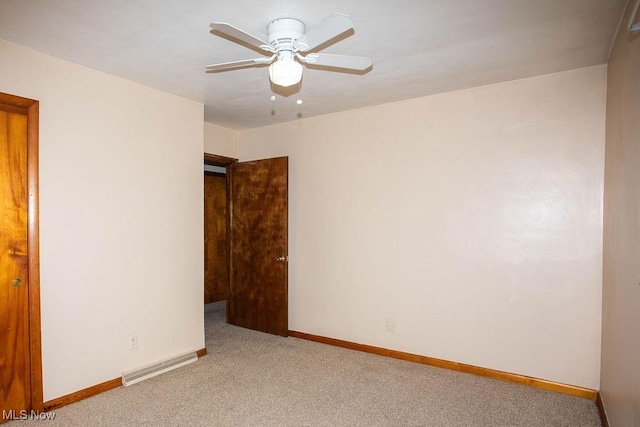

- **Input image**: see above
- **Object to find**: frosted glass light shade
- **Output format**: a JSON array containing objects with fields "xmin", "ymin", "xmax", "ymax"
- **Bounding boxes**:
[{"xmin": 269, "ymin": 59, "xmax": 303, "ymax": 87}]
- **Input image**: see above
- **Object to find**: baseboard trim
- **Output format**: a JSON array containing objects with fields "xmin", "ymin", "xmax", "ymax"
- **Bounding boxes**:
[
  {"xmin": 44, "ymin": 377, "xmax": 121, "ymax": 411},
  {"xmin": 596, "ymin": 391, "xmax": 609, "ymax": 427},
  {"xmin": 43, "ymin": 347, "xmax": 208, "ymax": 411},
  {"xmin": 289, "ymin": 331, "xmax": 597, "ymax": 400}
]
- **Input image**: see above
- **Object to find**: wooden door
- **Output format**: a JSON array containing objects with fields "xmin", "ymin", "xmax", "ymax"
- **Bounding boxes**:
[
  {"xmin": 228, "ymin": 157, "xmax": 288, "ymax": 336},
  {"xmin": 0, "ymin": 108, "xmax": 30, "ymax": 418},
  {"xmin": 204, "ymin": 173, "xmax": 228, "ymax": 303}
]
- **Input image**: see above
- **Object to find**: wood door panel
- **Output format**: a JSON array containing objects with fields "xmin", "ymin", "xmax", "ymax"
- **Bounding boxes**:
[
  {"xmin": 204, "ymin": 173, "xmax": 228, "ymax": 303},
  {"xmin": 0, "ymin": 110, "xmax": 30, "ymax": 416},
  {"xmin": 229, "ymin": 157, "xmax": 288, "ymax": 336}
]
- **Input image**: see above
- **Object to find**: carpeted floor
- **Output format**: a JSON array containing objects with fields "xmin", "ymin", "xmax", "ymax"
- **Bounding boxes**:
[{"xmin": 16, "ymin": 302, "xmax": 601, "ymax": 426}]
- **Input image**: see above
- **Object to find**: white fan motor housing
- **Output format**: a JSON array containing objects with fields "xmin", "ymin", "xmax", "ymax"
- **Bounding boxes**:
[{"xmin": 267, "ymin": 18, "xmax": 305, "ymax": 50}]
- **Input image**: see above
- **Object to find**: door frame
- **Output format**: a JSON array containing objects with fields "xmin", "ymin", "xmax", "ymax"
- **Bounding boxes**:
[
  {"xmin": 0, "ymin": 92, "xmax": 43, "ymax": 412},
  {"xmin": 204, "ymin": 153, "xmax": 238, "ymax": 167}
]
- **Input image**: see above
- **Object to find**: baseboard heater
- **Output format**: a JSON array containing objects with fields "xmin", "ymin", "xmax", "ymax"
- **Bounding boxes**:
[{"xmin": 121, "ymin": 351, "xmax": 198, "ymax": 386}]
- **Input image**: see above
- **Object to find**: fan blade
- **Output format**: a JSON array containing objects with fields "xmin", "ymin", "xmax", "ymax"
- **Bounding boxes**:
[
  {"xmin": 205, "ymin": 56, "xmax": 274, "ymax": 72},
  {"xmin": 210, "ymin": 22, "xmax": 273, "ymax": 53},
  {"xmin": 294, "ymin": 13, "xmax": 355, "ymax": 52},
  {"xmin": 301, "ymin": 53, "xmax": 372, "ymax": 71}
]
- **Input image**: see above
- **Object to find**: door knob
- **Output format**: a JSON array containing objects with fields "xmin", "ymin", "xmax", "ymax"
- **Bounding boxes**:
[
  {"xmin": 12, "ymin": 278, "xmax": 22, "ymax": 288},
  {"xmin": 276, "ymin": 256, "xmax": 288, "ymax": 262}
]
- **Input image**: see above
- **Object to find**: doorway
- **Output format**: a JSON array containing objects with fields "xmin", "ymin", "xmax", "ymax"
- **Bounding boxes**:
[
  {"xmin": 203, "ymin": 154, "xmax": 289, "ymax": 337},
  {"xmin": 204, "ymin": 166, "xmax": 229, "ymax": 304},
  {"xmin": 0, "ymin": 92, "xmax": 43, "ymax": 419},
  {"xmin": 203, "ymin": 154, "xmax": 236, "ymax": 313}
]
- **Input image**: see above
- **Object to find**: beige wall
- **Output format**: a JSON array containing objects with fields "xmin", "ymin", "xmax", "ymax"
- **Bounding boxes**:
[
  {"xmin": 601, "ymin": 1, "xmax": 640, "ymax": 423},
  {"xmin": 0, "ymin": 40, "xmax": 205, "ymax": 401},
  {"xmin": 239, "ymin": 66, "xmax": 606, "ymax": 389},
  {"xmin": 204, "ymin": 121, "xmax": 238, "ymax": 159}
]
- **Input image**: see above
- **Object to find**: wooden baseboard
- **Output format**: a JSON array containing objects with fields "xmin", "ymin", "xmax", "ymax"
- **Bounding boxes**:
[
  {"xmin": 44, "ymin": 377, "xmax": 121, "ymax": 411},
  {"xmin": 596, "ymin": 391, "xmax": 609, "ymax": 427},
  {"xmin": 43, "ymin": 347, "xmax": 208, "ymax": 411},
  {"xmin": 289, "ymin": 331, "xmax": 597, "ymax": 400}
]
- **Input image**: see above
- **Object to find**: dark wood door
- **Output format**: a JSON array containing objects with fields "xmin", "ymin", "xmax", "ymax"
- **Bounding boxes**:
[
  {"xmin": 0, "ymin": 108, "xmax": 30, "ymax": 418},
  {"xmin": 228, "ymin": 157, "xmax": 288, "ymax": 336},
  {"xmin": 204, "ymin": 173, "xmax": 228, "ymax": 303}
]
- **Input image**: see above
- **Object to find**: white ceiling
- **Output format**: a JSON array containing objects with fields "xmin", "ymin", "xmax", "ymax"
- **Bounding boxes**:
[{"xmin": 0, "ymin": 0, "xmax": 627, "ymax": 130}]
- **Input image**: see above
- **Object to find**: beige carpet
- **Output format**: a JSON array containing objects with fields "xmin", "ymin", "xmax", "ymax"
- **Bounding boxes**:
[{"xmin": 17, "ymin": 302, "xmax": 601, "ymax": 426}]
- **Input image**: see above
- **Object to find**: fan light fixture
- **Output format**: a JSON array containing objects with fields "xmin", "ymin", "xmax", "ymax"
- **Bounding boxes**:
[
  {"xmin": 207, "ymin": 14, "xmax": 373, "ymax": 88},
  {"xmin": 268, "ymin": 52, "xmax": 303, "ymax": 87}
]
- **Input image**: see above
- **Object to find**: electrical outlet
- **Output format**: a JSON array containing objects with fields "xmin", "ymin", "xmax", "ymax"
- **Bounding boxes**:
[
  {"xmin": 129, "ymin": 335, "xmax": 138, "ymax": 350},
  {"xmin": 386, "ymin": 318, "xmax": 395, "ymax": 332}
]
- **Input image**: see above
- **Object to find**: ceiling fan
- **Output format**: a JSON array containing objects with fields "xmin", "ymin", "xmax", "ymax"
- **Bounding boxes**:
[{"xmin": 206, "ymin": 13, "xmax": 372, "ymax": 87}]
